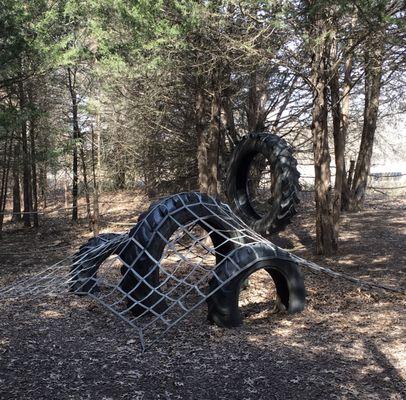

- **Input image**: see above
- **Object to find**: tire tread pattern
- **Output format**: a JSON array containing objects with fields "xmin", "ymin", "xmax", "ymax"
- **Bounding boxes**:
[{"xmin": 226, "ymin": 132, "xmax": 300, "ymax": 234}]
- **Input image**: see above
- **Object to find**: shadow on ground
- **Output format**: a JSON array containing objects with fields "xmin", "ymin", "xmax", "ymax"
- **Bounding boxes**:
[{"xmin": 0, "ymin": 192, "xmax": 405, "ymax": 399}]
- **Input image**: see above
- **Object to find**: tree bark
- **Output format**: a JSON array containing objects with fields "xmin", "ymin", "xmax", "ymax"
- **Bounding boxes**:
[
  {"xmin": 39, "ymin": 162, "xmax": 47, "ymax": 209},
  {"xmin": 207, "ymin": 88, "xmax": 221, "ymax": 197},
  {"xmin": 80, "ymin": 145, "xmax": 92, "ymax": 227},
  {"xmin": 350, "ymin": 31, "xmax": 385, "ymax": 210},
  {"xmin": 11, "ymin": 143, "xmax": 22, "ymax": 223},
  {"xmin": 329, "ymin": 32, "xmax": 345, "ymax": 239},
  {"xmin": 347, "ymin": 159, "xmax": 355, "ymax": 189},
  {"xmin": 0, "ymin": 134, "xmax": 13, "ymax": 235},
  {"xmin": 67, "ymin": 67, "xmax": 79, "ymax": 221},
  {"xmin": 28, "ymin": 88, "xmax": 39, "ymax": 228},
  {"xmin": 195, "ymin": 85, "xmax": 209, "ymax": 193},
  {"xmin": 340, "ymin": 17, "xmax": 355, "ymax": 212},
  {"xmin": 19, "ymin": 77, "xmax": 32, "ymax": 227},
  {"xmin": 222, "ymin": 89, "xmax": 238, "ymax": 146},
  {"xmin": 91, "ymin": 125, "xmax": 100, "ymax": 236},
  {"xmin": 309, "ymin": 6, "xmax": 337, "ymax": 255},
  {"xmin": 64, "ymin": 174, "xmax": 69, "ymax": 217},
  {"xmin": 114, "ymin": 170, "xmax": 126, "ymax": 190},
  {"xmin": 247, "ymin": 71, "xmax": 268, "ymax": 132}
]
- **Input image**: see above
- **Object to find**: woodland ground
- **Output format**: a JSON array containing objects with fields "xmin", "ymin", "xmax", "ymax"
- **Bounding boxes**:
[{"xmin": 0, "ymin": 190, "xmax": 405, "ymax": 400}]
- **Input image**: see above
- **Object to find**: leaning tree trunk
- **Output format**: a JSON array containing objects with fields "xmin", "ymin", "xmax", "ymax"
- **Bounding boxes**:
[
  {"xmin": 309, "ymin": 8, "xmax": 337, "ymax": 255},
  {"xmin": 350, "ymin": 32, "xmax": 385, "ymax": 210}
]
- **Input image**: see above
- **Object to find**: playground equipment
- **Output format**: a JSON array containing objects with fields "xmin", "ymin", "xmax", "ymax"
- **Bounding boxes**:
[
  {"xmin": 2, "ymin": 191, "xmax": 403, "ymax": 350},
  {"xmin": 227, "ymin": 132, "xmax": 300, "ymax": 234},
  {"xmin": 0, "ymin": 192, "xmax": 306, "ymax": 350},
  {"xmin": 71, "ymin": 193, "xmax": 305, "ymax": 327}
]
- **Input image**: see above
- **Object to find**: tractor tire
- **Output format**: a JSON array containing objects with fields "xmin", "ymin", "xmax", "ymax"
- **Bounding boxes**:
[
  {"xmin": 226, "ymin": 132, "xmax": 300, "ymax": 235},
  {"xmin": 206, "ymin": 243, "xmax": 305, "ymax": 327},
  {"xmin": 69, "ymin": 233, "xmax": 128, "ymax": 295},
  {"xmin": 121, "ymin": 192, "xmax": 245, "ymax": 316}
]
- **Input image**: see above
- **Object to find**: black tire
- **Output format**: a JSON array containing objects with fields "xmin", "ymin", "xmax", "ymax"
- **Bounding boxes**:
[
  {"xmin": 70, "ymin": 233, "xmax": 128, "ymax": 295},
  {"xmin": 121, "ymin": 192, "xmax": 245, "ymax": 316},
  {"xmin": 226, "ymin": 132, "xmax": 300, "ymax": 234},
  {"xmin": 206, "ymin": 243, "xmax": 305, "ymax": 327},
  {"xmin": 69, "ymin": 231, "xmax": 166, "ymax": 317},
  {"xmin": 128, "ymin": 192, "xmax": 244, "ymax": 266}
]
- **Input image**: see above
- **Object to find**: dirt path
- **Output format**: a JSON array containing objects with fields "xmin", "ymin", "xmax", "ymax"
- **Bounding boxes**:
[{"xmin": 0, "ymin": 192, "xmax": 405, "ymax": 400}]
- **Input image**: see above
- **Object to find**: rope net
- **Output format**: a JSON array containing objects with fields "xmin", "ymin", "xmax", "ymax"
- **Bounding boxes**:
[{"xmin": 0, "ymin": 192, "xmax": 308, "ymax": 350}]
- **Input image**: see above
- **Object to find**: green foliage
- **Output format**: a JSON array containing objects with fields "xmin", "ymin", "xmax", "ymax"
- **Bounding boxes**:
[{"xmin": 0, "ymin": 0, "xmax": 404, "ymax": 199}]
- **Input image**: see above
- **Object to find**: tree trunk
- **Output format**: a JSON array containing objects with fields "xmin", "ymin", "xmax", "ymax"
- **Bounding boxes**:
[
  {"xmin": 247, "ymin": 71, "xmax": 268, "ymax": 132},
  {"xmin": 309, "ymin": 7, "xmax": 337, "ymax": 255},
  {"xmin": 222, "ymin": 90, "xmax": 238, "ymax": 146},
  {"xmin": 347, "ymin": 159, "xmax": 355, "ymax": 189},
  {"xmin": 0, "ymin": 134, "xmax": 13, "ymax": 235},
  {"xmin": 340, "ymin": 17, "xmax": 355, "ymax": 212},
  {"xmin": 19, "ymin": 77, "xmax": 32, "ymax": 227},
  {"xmin": 114, "ymin": 170, "xmax": 126, "ymax": 190},
  {"xmin": 207, "ymin": 89, "xmax": 221, "ymax": 197},
  {"xmin": 64, "ymin": 175, "xmax": 69, "ymax": 217},
  {"xmin": 67, "ymin": 67, "xmax": 79, "ymax": 221},
  {"xmin": 350, "ymin": 31, "xmax": 385, "ymax": 210},
  {"xmin": 80, "ymin": 145, "xmax": 92, "ymax": 227},
  {"xmin": 91, "ymin": 125, "xmax": 100, "ymax": 236},
  {"xmin": 29, "ymin": 89, "xmax": 39, "ymax": 228},
  {"xmin": 329, "ymin": 32, "xmax": 345, "ymax": 239},
  {"xmin": 11, "ymin": 143, "xmax": 22, "ymax": 223},
  {"xmin": 72, "ymin": 129, "xmax": 79, "ymax": 221},
  {"xmin": 39, "ymin": 162, "xmax": 47, "ymax": 209},
  {"xmin": 196, "ymin": 86, "xmax": 209, "ymax": 193}
]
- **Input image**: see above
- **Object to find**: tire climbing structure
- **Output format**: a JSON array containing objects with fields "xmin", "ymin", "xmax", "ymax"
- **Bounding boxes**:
[
  {"xmin": 226, "ymin": 132, "xmax": 300, "ymax": 234},
  {"xmin": 0, "ymin": 192, "xmax": 306, "ymax": 350}
]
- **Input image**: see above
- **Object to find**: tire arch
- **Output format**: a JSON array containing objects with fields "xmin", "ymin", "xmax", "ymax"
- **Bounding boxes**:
[
  {"xmin": 206, "ymin": 243, "xmax": 306, "ymax": 327},
  {"xmin": 120, "ymin": 192, "xmax": 246, "ymax": 316}
]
